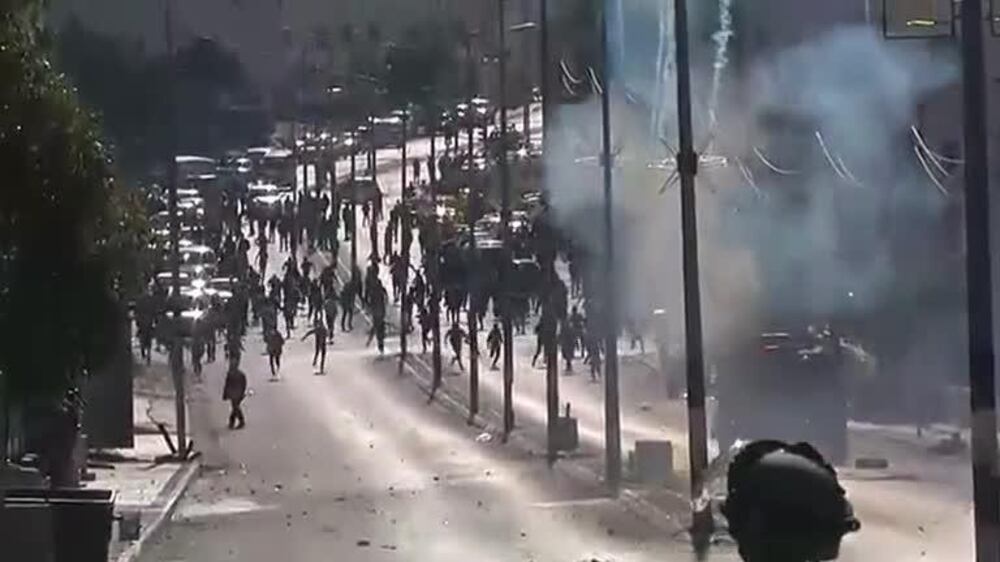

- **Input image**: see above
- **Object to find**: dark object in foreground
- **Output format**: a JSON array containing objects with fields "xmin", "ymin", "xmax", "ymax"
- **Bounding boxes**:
[
  {"xmin": 722, "ymin": 440, "xmax": 860, "ymax": 562},
  {"xmin": 2, "ymin": 488, "xmax": 115, "ymax": 562}
]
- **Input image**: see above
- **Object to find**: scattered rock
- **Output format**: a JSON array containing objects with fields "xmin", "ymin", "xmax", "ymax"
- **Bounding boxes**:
[{"xmin": 432, "ymin": 475, "xmax": 440, "ymax": 482}]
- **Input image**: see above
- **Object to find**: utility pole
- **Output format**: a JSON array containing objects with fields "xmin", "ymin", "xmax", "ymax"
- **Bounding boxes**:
[
  {"xmin": 369, "ymin": 112, "xmax": 380, "ymax": 262},
  {"xmin": 539, "ymin": 0, "xmax": 559, "ymax": 466},
  {"xmin": 164, "ymin": 0, "xmax": 187, "ymax": 460},
  {"xmin": 521, "ymin": 0, "xmax": 532, "ymax": 142},
  {"xmin": 674, "ymin": 0, "xmax": 713, "ymax": 546},
  {"xmin": 598, "ymin": 2, "xmax": 621, "ymax": 493},
  {"xmin": 466, "ymin": 31, "xmax": 481, "ymax": 421},
  {"xmin": 498, "ymin": 0, "xmax": 516, "ymax": 440},
  {"xmin": 429, "ymin": 112, "xmax": 444, "ymax": 394},
  {"xmin": 960, "ymin": 0, "xmax": 1000, "ymax": 559},
  {"xmin": 290, "ymin": 45, "xmax": 306, "ymax": 259},
  {"xmin": 399, "ymin": 109, "xmax": 410, "ymax": 372},
  {"xmin": 349, "ymin": 128, "xmax": 358, "ymax": 275}
]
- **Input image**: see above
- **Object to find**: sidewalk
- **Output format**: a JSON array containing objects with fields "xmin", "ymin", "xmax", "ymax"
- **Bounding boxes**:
[{"xmin": 90, "ymin": 358, "xmax": 201, "ymax": 562}]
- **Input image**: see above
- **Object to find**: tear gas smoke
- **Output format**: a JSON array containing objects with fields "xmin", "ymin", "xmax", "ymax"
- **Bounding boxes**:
[{"xmin": 543, "ymin": 8, "xmax": 962, "ymax": 424}]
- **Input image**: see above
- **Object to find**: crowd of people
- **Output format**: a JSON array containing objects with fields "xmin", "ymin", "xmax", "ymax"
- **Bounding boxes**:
[{"xmin": 137, "ymin": 143, "xmax": 657, "ymax": 430}]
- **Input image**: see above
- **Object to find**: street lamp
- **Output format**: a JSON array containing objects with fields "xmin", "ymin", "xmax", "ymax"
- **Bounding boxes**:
[
  {"xmin": 882, "ymin": 1, "xmax": 999, "ymax": 559},
  {"xmin": 395, "ymin": 107, "xmax": 414, "ymax": 374},
  {"xmin": 492, "ymin": 0, "xmax": 543, "ymax": 442},
  {"xmin": 597, "ymin": 2, "xmax": 622, "ymax": 494},
  {"xmin": 497, "ymin": 0, "xmax": 517, "ymax": 440},
  {"xmin": 162, "ymin": 0, "xmax": 188, "ymax": 461},
  {"xmin": 464, "ymin": 28, "xmax": 482, "ymax": 420},
  {"xmin": 673, "ymin": 0, "xmax": 713, "ymax": 545}
]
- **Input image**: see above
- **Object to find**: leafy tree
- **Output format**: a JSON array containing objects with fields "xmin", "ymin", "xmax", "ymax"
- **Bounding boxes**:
[
  {"xmin": 0, "ymin": 2, "xmax": 147, "ymax": 457},
  {"xmin": 384, "ymin": 21, "xmax": 462, "ymax": 109},
  {"xmin": 53, "ymin": 20, "xmax": 266, "ymax": 178}
]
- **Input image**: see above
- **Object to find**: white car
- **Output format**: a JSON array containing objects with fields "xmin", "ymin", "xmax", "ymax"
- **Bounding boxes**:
[{"xmin": 178, "ymin": 245, "xmax": 217, "ymax": 278}]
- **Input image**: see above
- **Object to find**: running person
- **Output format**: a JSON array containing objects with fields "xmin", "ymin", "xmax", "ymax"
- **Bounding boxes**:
[
  {"xmin": 486, "ymin": 323, "xmax": 503, "ymax": 370},
  {"xmin": 446, "ymin": 322, "xmax": 468, "ymax": 371},
  {"xmin": 302, "ymin": 319, "xmax": 329, "ymax": 373},
  {"xmin": 264, "ymin": 328, "xmax": 284, "ymax": 379}
]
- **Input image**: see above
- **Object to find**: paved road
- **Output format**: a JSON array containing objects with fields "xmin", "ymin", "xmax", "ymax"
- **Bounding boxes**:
[
  {"xmin": 143, "ymin": 111, "xmax": 975, "ymax": 560},
  {"xmin": 324, "ymin": 121, "xmax": 977, "ymax": 562},
  {"xmin": 141, "ymin": 194, "xmax": 724, "ymax": 561}
]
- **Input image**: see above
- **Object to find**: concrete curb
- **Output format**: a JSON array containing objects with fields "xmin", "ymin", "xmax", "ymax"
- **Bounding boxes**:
[{"xmin": 114, "ymin": 459, "xmax": 201, "ymax": 562}]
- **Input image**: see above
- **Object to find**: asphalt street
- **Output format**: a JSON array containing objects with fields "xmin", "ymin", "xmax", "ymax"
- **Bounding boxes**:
[
  {"xmin": 140, "ymin": 250, "xmax": 719, "ymax": 562},
  {"xmin": 326, "ymin": 121, "xmax": 978, "ymax": 562},
  {"xmin": 143, "ymin": 114, "xmax": 975, "ymax": 561}
]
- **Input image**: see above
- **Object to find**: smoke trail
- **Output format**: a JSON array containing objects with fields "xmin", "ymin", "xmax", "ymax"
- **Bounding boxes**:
[
  {"xmin": 651, "ymin": 0, "xmax": 667, "ymax": 137},
  {"xmin": 706, "ymin": 0, "xmax": 733, "ymax": 146}
]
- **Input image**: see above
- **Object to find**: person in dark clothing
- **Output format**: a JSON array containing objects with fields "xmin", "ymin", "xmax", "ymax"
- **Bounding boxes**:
[
  {"xmin": 255, "ymin": 232, "xmax": 268, "ymax": 279},
  {"xmin": 301, "ymin": 255, "xmax": 313, "ymax": 282},
  {"xmin": 308, "ymin": 279, "xmax": 323, "ymax": 320},
  {"xmin": 190, "ymin": 332, "xmax": 205, "ymax": 379},
  {"xmin": 341, "ymin": 203, "xmax": 353, "ymax": 240},
  {"xmin": 411, "ymin": 271, "xmax": 426, "ymax": 308},
  {"xmin": 319, "ymin": 265, "xmax": 336, "ymax": 298},
  {"xmin": 136, "ymin": 306, "xmax": 155, "ymax": 365},
  {"xmin": 323, "ymin": 292, "xmax": 339, "ymax": 342},
  {"xmin": 366, "ymin": 280, "xmax": 389, "ymax": 354},
  {"xmin": 559, "ymin": 323, "xmax": 577, "ymax": 372},
  {"xmin": 342, "ymin": 277, "xmax": 359, "ymax": 330},
  {"xmin": 486, "ymin": 323, "xmax": 503, "ymax": 370},
  {"xmin": 446, "ymin": 322, "xmax": 468, "ymax": 371},
  {"xmin": 419, "ymin": 305, "xmax": 433, "ymax": 353},
  {"xmin": 265, "ymin": 328, "xmax": 284, "ymax": 379},
  {"xmin": 389, "ymin": 253, "xmax": 406, "ymax": 302},
  {"xmin": 302, "ymin": 319, "xmax": 329, "ymax": 373},
  {"xmin": 224, "ymin": 321, "xmax": 244, "ymax": 364},
  {"xmin": 531, "ymin": 315, "xmax": 556, "ymax": 368},
  {"xmin": 364, "ymin": 259, "xmax": 380, "ymax": 306},
  {"xmin": 583, "ymin": 330, "xmax": 602, "ymax": 381},
  {"xmin": 282, "ymin": 287, "xmax": 298, "ymax": 337},
  {"xmin": 223, "ymin": 359, "xmax": 248, "ymax": 429}
]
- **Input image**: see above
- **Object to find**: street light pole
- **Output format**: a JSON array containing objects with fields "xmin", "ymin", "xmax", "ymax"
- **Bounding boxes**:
[
  {"xmin": 369, "ymin": 112, "xmax": 380, "ymax": 262},
  {"xmin": 498, "ymin": 0, "xmax": 516, "ymax": 440},
  {"xmin": 674, "ymin": 0, "xmax": 713, "ymax": 546},
  {"xmin": 521, "ymin": 0, "xmax": 532, "ymax": 143},
  {"xmin": 399, "ymin": 109, "xmax": 410, "ymax": 373},
  {"xmin": 598, "ymin": 1, "xmax": 622, "ymax": 493},
  {"xmin": 959, "ymin": 0, "xmax": 1000, "ymax": 559},
  {"xmin": 429, "ymin": 115, "xmax": 444, "ymax": 392},
  {"xmin": 349, "ymin": 128, "xmax": 358, "ymax": 275},
  {"xmin": 163, "ymin": 0, "xmax": 187, "ymax": 460},
  {"xmin": 539, "ymin": 0, "xmax": 559, "ymax": 466},
  {"xmin": 466, "ymin": 31, "xmax": 481, "ymax": 421}
]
